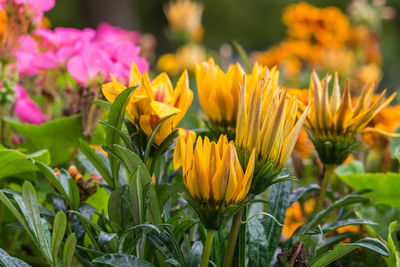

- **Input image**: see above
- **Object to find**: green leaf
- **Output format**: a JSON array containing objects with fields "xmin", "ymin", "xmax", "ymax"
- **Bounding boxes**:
[
  {"xmin": 99, "ymin": 120, "xmax": 133, "ymax": 151},
  {"xmin": 63, "ymin": 233, "xmax": 77, "ymax": 267},
  {"xmin": 289, "ymin": 184, "xmax": 320, "ymax": 205},
  {"xmin": 22, "ymin": 181, "xmax": 53, "ymax": 264},
  {"xmin": 188, "ymin": 241, "xmax": 203, "ymax": 267},
  {"xmin": 98, "ymin": 232, "xmax": 119, "ymax": 252},
  {"xmin": 129, "ymin": 168, "xmax": 144, "ymax": 226},
  {"xmin": 232, "ymin": 40, "xmax": 252, "ymax": 72},
  {"xmin": 34, "ymin": 161, "xmax": 69, "ymax": 200},
  {"xmin": 247, "ymin": 218, "xmax": 268, "ymax": 267},
  {"xmin": 309, "ymin": 237, "xmax": 390, "ymax": 267},
  {"xmin": 114, "ymin": 145, "xmax": 162, "ymax": 225},
  {"xmin": 7, "ymin": 115, "xmax": 83, "ymax": 165},
  {"xmin": 335, "ymin": 160, "xmax": 365, "ymax": 176},
  {"xmin": 264, "ymin": 180, "xmax": 291, "ymax": 262},
  {"xmin": 286, "ymin": 191, "xmax": 368, "ymax": 246},
  {"xmin": 93, "ymin": 99, "xmax": 112, "ymax": 110},
  {"xmin": 384, "ymin": 221, "xmax": 400, "ymax": 267},
  {"xmin": 143, "ymin": 113, "xmax": 177, "ymax": 164},
  {"xmin": 52, "ymin": 211, "xmax": 67, "ymax": 266},
  {"xmin": 0, "ymin": 191, "xmax": 31, "ymax": 238},
  {"xmin": 322, "ymin": 219, "xmax": 377, "ymax": 234},
  {"xmin": 355, "ymin": 203, "xmax": 400, "ymax": 240},
  {"xmin": 106, "ymin": 86, "xmax": 136, "ymax": 186},
  {"xmin": 339, "ymin": 172, "xmax": 400, "ymax": 208},
  {"xmin": 0, "ymin": 148, "xmax": 50, "ymax": 178},
  {"xmin": 93, "ymin": 254, "xmax": 155, "ymax": 266},
  {"xmin": 108, "ymin": 186, "xmax": 133, "ymax": 233},
  {"xmin": 79, "ymin": 139, "xmax": 113, "ymax": 187},
  {"xmin": 68, "ymin": 178, "xmax": 80, "ymax": 211},
  {"xmin": 0, "ymin": 248, "xmax": 31, "ymax": 266}
]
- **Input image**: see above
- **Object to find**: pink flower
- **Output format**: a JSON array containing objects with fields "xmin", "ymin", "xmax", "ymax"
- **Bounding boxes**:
[
  {"xmin": 95, "ymin": 23, "xmax": 141, "ymax": 44},
  {"xmin": 11, "ymin": 84, "xmax": 47, "ymax": 124},
  {"xmin": 66, "ymin": 43, "xmax": 114, "ymax": 87}
]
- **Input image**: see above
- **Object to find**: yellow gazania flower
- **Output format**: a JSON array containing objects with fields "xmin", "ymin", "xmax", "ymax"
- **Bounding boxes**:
[
  {"xmin": 303, "ymin": 71, "xmax": 397, "ymax": 164},
  {"xmin": 195, "ymin": 58, "xmax": 276, "ymax": 138},
  {"xmin": 102, "ymin": 63, "xmax": 193, "ymax": 146},
  {"xmin": 235, "ymin": 72, "xmax": 310, "ymax": 194},
  {"xmin": 164, "ymin": 0, "xmax": 203, "ymax": 42},
  {"xmin": 156, "ymin": 44, "xmax": 206, "ymax": 75},
  {"xmin": 174, "ymin": 131, "xmax": 256, "ymax": 229}
]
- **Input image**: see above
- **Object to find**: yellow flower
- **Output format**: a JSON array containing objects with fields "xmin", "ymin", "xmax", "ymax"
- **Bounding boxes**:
[
  {"xmin": 303, "ymin": 71, "xmax": 396, "ymax": 164},
  {"xmin": 174, "ymin": 132, "xmax": 256, "ymax": 229},
  {"xmin": 157, "ymin": 44, "xmax": 206, "ymax": 75},
  {"xmin": 195, "ymin": 58, "xmax": 274, "ymax": 138},
  {"xmin": 235, "ymin": 72, "xmax": 310, "ymax": 194},
  {"xmin": 102, "ymin": 63, "xmax": 193, "ymax": 146},
  {"xmin": 164, "ymin": 0, "xmax": 203, "ymax": 42}
]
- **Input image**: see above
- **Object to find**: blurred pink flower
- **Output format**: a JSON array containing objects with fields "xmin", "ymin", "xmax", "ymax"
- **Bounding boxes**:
[
  {"xmin": 95, "ymin": 23, "xmax": 141, "ymax": 44},
  {"xmin": 9, "ymin": 84, "xmax": 47, "ymax": 124},
  {"xmin": 66, "ymin": 43, "xmax": 114, "ymax": 87}
]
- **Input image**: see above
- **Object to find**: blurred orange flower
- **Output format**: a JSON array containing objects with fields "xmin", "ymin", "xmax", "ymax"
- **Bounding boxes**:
[
  {"xmin": 283, "ymin": 2, "xmax": 350, "ymax": 47},
  {"xmin": 282, "ymin": 199, "xmax": 315, "ymax": 238}
]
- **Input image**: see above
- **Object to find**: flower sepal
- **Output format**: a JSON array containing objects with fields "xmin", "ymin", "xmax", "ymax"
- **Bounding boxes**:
[
  {"xmin": 180, "ymin": 192, "xmax": 247, "ymax": 230},
  {"xmin": 309, "ymin": 133, "xmax": 363, "ymax": 165}
]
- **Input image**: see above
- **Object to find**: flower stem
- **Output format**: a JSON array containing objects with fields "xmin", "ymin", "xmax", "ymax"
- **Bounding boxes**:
[
  {"xmin": 222, "ymin": 206, "xmax": 245, "ymax": 267},
  {"xmin": 201, "ymin": 229, "xmax": 215, "ymax": 267},
  {"xmin": 315, "ymin": 164, "xmax": 336, "ymax": 212}
]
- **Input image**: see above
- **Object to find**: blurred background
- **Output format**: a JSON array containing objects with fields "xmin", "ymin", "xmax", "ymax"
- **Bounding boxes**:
[{"xmin": 45, "ymin": 0, "xmax": 400, "ymax": 91}]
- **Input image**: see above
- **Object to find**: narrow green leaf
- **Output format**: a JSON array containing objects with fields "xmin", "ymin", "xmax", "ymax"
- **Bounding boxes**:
[
  {"xmin": 130, "ymin": 168, "xmax": 144, "ymax": 226},
  {"xmin": 106, "ymin": 86, "xmax": 136, "ymax": 186},
  {"xmin": 93, "ymin": 99, "xmax": 112, "ymax": 110},
  {"xmin": 247, "ymin": 218, "xmax": 268, "ymax": 267},
  {"xmin": 0, "ymin": 248, "xmax": 31, "ymax": 266},
  {"xmin": 114, "ymin": 145, "xmax": 162, "ymax": 225},
  {"xmin": 52, "ymin": 211, "xmax": 67, "ymax": 266},
  {"xmin": 79, "ymin": 139, "xmax": 113, "ymax": 187},
  {"xmin": 63, "ymin": 233, "xmax": 77, "ymax": 267},
  {"xmin": 264, "ymin": 180, "xmax": 291, "ymax": 262},
  {"xmin": 232, "ymin": 40, "xmax": 252, "ymax": 72},
  {"xmin": 22, "ymin": 181, "xmax": 53, "ymax": 264},
  {"xmin": 99, "ymin": 120, "xmax": 134, "ymax": 151},
  {"xmin": 188, "ymin": 241, "xmax": 203, "ymax": 267},
  {"xmin": 309, "ymin": 237, "xmax": 390, "ymax": 267},
  {"xmin": 287, "ymin": 191, "xmax": 368, "ymax": 246},
  {"xmin": 384, "ymin": 221, "xmax": 400, "ymax": 267},
  {"xmin": 143, "ymin": 113, "xmax": 177, "ymax": 164},
  {"xmin": 322, "ymin": 219, "xmax": 376, "ymax": 234},
  {"xmin": 34, "ymin": 161, "xmax": 69, "ymax": 200},
  {"xmin": 92, "ymin": 253, "xmax": 155, "ymax": 266},
  {"xmin": 68, "ymin": 178, "xmax": 80, "ymax": 211}
]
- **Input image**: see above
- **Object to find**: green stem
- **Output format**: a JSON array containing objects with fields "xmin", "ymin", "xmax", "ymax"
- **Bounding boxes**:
[
  {"xmin": 201, "ymin": 229, "xmax": 215, "ymax": 267},
  {"xmin": 315, "ymin": 164, "xmax": 336, "ymax": 212},
  {"xmin": 222, "ymin": 206, "xmax": 245, "ymax": 267}
]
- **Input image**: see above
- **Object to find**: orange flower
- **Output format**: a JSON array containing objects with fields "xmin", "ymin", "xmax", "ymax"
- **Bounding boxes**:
[
  {"xmin": 283, "ymin": 2, "xmax": 350, "ymax": 47},
  {"xmin": 282, "ymin": 199, "xmax": 315, "ymax": 238}
]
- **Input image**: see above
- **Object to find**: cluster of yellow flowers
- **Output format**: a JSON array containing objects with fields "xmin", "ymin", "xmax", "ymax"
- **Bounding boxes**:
[
  {"xmin": 102, "ymin": 59, "xmax": 398, "ymax": 229},
  {"xmin": 253, "ymin": 2, "xmax": 383, "ymax": 87}
]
